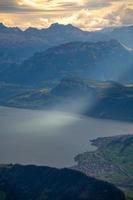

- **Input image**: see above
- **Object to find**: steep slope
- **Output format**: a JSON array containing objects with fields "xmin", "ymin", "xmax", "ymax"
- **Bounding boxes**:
[
  {"xmin": 0, "ymin": 164, "xmax": 125, "ymax": 200},
  {"xmin": 88, "ymin": 82, "xmax": 133, "ymax": 121},
  {"xmin": 1, "ymin": 40, "xmax": 132, "ymax": 85}
]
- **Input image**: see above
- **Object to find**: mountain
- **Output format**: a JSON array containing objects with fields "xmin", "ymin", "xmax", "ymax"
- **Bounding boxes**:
[
  {"xmin": 88, "ymin": 82, "xmax": 133, "ymax": 121},
  {"xmin": 0, "ymin": 23, "xmax": 132, "ymax": 70},
  {"xmin": 99, "ymin": 25, "xmax": 133, "ymax": 48},
  {"xmin": 3, "ymin": 87, "xmax": 59, "ymax": 109},
  {"xmin": 52, "ymin": 78, "xmax": 133, "ymax": 122},
  {"xmin": 0, "ymin": 164, "xmax": 125, "ymax": 200},
  {"xmin": 24, "ymin": 22, "xmax": 105, "ymax": 45},
  {"xmin": 106, "ymin": 25, "xmax": 133, "ymax": 49},
  {"xmin": 1, "ymin": 40, "xmax": 132, "ymax": 85},
  {"xmin": 51, "ymin": 77, "xmax": 96, "ymax": 97},
  {"xmin": 4, "ymin": 77, "xmax": 97, "ymax": 111},
  {"xmin": 0, "ymin": 23, "xmax": 46, "ymax": 69},
  {"xmin": 3, "ymin": 77, "xmax": 133, "ymax": 122},
  {"xmin": 0, "ymin": 23, "xmax": 106, "ymax": 77},
  {"xmin": 0, "ymin": 23, "xmax": 133, "ymax": 85},
  {"xmin": 73, "ymin": 135, "xmax": 133, "ymax": 198},
  {"xmin": 0, "ymin": 23, "xmax": 104, "ymax": 64}
]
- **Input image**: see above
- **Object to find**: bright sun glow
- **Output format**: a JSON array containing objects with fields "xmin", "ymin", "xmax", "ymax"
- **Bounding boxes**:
[{"xmin": 17, "ymin": 0, "xmax": 81, "ymax": 10}]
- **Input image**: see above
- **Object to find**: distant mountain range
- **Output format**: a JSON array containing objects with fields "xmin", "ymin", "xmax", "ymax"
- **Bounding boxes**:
[
  {"xmin": 0, "ymin": 22, "xmax": 133, "ymax": 71},
  {"xmin": 0, "ymin": 23, "xmax": 133, "ymax": 62},
  {"xmin": 0, "ymin": 40, "xmax": 132, "ymax": 85},
  {"xmin": 0, "ymin": 23, "xmax": 133, "ymax": 85},
  {"xmin": 0, "ymin": 23, "xmax": 104, "ymax": 63}
]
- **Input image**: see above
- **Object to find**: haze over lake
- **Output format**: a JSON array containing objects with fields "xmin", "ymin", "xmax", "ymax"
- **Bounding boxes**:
[{"xmin": 0, "ymin": 106, "xmax": 133, "ymax": 168}]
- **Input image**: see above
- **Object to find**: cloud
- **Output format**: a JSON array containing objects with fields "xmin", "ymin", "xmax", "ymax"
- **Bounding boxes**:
[
  {"xmin": 0, "ymin": 0, "xmax": 131, "ymax": 12},
  {"xmin": 0, "ymin": 0, "xmax": 132, "ymax": 30}
]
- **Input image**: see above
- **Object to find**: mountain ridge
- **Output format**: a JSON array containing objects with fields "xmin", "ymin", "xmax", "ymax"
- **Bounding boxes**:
[
  {"xmin": 2, "ymin": 77, "xmax": 133, "ymax": 122},
  {"xmin": 1, "ymin": 39, "xmax": 132, "ymax": 85},
  {"xmin": 0, "ymin": 164, "xmax": 126, "ymax": 200},
  {"xmin": 0, "ymin": 22, "xmax": 132, "ymax": 64}
]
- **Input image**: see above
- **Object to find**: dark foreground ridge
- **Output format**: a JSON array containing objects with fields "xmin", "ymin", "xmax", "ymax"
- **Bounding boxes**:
[{"xmin": 0, "ymin": 164, "xmax": 125, "ymax": 200}]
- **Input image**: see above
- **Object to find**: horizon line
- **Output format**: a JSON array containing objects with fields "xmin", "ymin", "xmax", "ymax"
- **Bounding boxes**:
[{"xmin": 0, "ymin": 21, "xmax": 133, "ymax": 32}]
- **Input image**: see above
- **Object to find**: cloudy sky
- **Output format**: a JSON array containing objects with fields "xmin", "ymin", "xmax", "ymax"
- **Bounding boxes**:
[{"xmin": 0, "ymin": 0, "xmax": 133, "ymax": 30}]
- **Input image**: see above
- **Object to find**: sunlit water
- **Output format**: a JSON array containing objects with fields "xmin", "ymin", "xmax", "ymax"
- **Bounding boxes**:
[{"xmin": 0, "ymin": 106, "xmax": 133, "ymax": 168}]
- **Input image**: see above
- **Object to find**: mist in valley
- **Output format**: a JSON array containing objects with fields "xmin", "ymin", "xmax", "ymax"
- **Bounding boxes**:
[{"xmin": 0, "ymin": 106, "xmax": 133, "ymax": 168}]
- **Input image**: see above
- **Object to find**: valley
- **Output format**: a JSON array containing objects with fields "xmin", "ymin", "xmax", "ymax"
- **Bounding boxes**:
[{"xmin": 0, "ymin": 21, "xmax": 133, "ymax": 200}]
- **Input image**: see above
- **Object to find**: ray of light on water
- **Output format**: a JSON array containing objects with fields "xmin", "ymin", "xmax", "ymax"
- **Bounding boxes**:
[{"xmin": 0, "ymin": 106, "xmax": 133, "ymax": 167}]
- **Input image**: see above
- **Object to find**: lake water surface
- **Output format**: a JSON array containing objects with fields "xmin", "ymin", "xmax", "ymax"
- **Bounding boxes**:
[{"xmin": 0, "ymin": 106, "xmax": 133, "ymax": 167}]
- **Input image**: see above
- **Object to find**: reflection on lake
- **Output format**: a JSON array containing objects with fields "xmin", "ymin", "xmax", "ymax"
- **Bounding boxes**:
[{"xmin": 0, "ymin": 106, "xmax": 133, "ymax": 167}]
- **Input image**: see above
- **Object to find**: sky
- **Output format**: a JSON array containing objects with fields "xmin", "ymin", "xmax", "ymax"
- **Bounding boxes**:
[{"xmin": 0, "ymin": 0, "xmax": 133, "ymax": 30}]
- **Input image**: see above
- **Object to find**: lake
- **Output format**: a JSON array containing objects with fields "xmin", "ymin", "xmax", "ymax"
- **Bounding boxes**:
[{"xmin": 0, "ymin": 106, "xmax": 133, "ymax": 168}]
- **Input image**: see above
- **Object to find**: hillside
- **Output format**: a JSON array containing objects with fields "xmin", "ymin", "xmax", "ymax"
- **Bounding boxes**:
[
  {"xmin": 4, "ymin": 77, "xmax": 133, "ymax": 122},
  {"xmin": 1, "ymin": 40, "xmax": 132, "ymax": 85},
  {"xmin": 88, "ymin": 82, "xmax": 133, "ymax": 121},
  {"xmin": 0, "ymin": 82, "xmax": 33, "ymax": 103},
  {"xmin": 0, "ymin": 164, "xmax": 126, "ymax": 200},
  {"xmin": 73, "ymin": 135, "xmax": 133, "ymax": 195}
]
